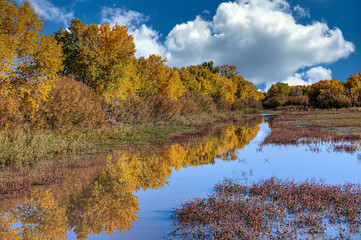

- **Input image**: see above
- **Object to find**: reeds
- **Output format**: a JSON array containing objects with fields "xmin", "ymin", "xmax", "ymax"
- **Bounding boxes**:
[{"xmin": 0, "ymin": 130, "xmax": 90, "ymax": 166}]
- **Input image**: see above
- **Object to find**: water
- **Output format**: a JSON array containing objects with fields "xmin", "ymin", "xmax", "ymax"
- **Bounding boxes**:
[{"xmin": 1, "ymin": 115, "xmax": 360, "ymax": 239}]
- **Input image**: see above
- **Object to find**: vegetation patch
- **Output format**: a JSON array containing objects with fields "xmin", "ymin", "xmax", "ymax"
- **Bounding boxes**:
[
  {"xmin": 168, "ymin": 177, "xmax": 361, "ymax": 239},
  {"xmin": 262, "ymin": 110, "xmax": 361, "ymax": 149}
]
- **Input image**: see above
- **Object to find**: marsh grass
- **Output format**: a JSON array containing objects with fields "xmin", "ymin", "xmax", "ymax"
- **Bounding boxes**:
[
  {"xmin": 168, "ymin": 177, "xmax": 361, "ymax": 239},
  {"xmin": 0, "ymin": 130, "xmax": 92, "ymax": 166},
  {"xmin": 262, "ymin": 110, "xmax": 361, "ymax": 147}
]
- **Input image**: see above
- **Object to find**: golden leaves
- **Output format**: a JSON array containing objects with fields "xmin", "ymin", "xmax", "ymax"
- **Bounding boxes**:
[
  {"xmin": 56, "ymin": 19, "xmax": 137, "ymax": 102},
  {"xmin": 0, "ymin": 0, "xmax": 63, "ymax": 122}
]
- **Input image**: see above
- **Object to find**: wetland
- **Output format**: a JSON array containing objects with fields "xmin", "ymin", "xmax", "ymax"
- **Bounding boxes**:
[{"xmin": 1, "ymin": 113, "xmax": 361, "ymax": 239}]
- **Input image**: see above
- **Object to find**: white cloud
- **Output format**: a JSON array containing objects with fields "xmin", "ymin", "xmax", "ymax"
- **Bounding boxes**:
[
  {"xmin": 99, "ymin": 0, "xmax": 354, "ymax": 87},
  {"xmin": 101, "ymin": 7, "xmax": 166, "ymax": 58},
  {"xmin": 101, "ymin": 7, "xmax": 144, "ymax": 27},
  {"xmin": 165, "ymin": 0, "xmax": 354, "ymax": 86},
  {"xmin": 25, "ymin": 0, "xmax": 73, "ymax": 25},
  {"xmin": 293, "ymin": 5, "xmax": 310, "ymax": 18},
  {"xmin": 284, "ymin": 66, "xmax": 332, "ymax": 86}
]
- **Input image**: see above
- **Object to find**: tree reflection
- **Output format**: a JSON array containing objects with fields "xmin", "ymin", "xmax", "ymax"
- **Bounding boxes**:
[
  {"xmin": 0, "ymin": 117, "xmax": 262, "ymax": 239},
  {"xmin": 1, "ymin": 189, "xmax": 67, "ymax": 240}
]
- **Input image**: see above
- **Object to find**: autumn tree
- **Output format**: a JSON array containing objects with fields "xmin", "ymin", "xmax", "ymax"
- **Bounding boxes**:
[
  {"xmin": 309, "ymin": 79, "xmax": 351, "ymax": 108},
  {"xmin": 135, "ymin": 54, "xmax": 185, "ymax": 100},
  {"xmin": 267, "ymin": 83, "xmax": 290, "ymax": 98},
  {"xmin": 346, "ymin": 73, "xmax": 361, "ymax": 107},
  {"xmin": 0, "ymin": 0, "xmax": 63, "ymax": 123},
  {"xmin": 262, "ymin": 82, "xmax": 290, "ymax": 108},
  {"xmin": 55, "ymin": 18, "xmax": 138, "ymax": 101}
]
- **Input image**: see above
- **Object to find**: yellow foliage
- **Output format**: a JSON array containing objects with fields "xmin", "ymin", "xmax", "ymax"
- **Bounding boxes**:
[
  {"xmin": 347, "ymin": 73, "xmax": 361, "ymax": 106},
  {"xmin": 4, "ymin": 189, "xmax": 68, "ymax": 240},
  {"xmin": 55, "ymin": 18, "xmax": 137, "ymax": 102},
  {"xmin": 308, "ymin": 79, "xmax": 346, "ymax": 103},
  {"xmin": 136, "ymin": 55, "xmax": 185, "ymax": 100},
  {"xmin": 0, "ymin": 0, "xmax": 63, "ymax": 120}
]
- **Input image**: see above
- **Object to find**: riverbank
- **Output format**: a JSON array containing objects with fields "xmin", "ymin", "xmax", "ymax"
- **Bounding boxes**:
[{"xmin": 0, "ymin": 111, "xmax": 263, "ymax": 198}]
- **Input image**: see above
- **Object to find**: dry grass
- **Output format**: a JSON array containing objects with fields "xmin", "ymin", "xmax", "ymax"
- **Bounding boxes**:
[{"xmin": 0, "ymin": 130, "xmax": 91, "ymax": 166}]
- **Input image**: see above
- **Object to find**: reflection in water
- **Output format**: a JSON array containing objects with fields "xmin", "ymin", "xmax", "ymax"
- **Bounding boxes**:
[{"xmin": 0, "ymin": 117, "xmax": 263, "ymax": 239}]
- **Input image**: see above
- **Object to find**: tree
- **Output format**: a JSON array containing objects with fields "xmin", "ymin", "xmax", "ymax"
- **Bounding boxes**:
[
  {"xmin": 136, "ymin": 55, "xmax": 185, "ymax": 100},
  {"xmin": 0, "ymin": 0, "xmax": 63, "ymax": 120},
  {"xmin": 267, "ymin": 83, "xmax": 290, "ymax": 98},
  {"xmin": 346, "ymin": 73, "xmax": 361, "ymax": 107},
  {"xmin": 308, "ymin": 79, "xmax": 350, "ymax": 108},
  {"xmin": 55, "ymin": 18, "xmax": 137, "ymax": 101}
]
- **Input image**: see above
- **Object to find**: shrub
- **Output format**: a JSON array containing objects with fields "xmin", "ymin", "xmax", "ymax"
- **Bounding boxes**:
[
  {"xmin": 178, "ymin": 92, "xmax": 217, "ymax": 116},
  {"xmin": 316, "ymin": 89, "xmax": 352, "ymax": 109},
  {"xmin": 106, "ymin": 94, "xmax": 182, "ymax": 124},
  {"xmin": 232, "ymin": 98, "xmax": 262, "ymax": 110},
  {"xmin": 285, "ymin": 96, "xmax": 309, "ymax": 107},
  {"xmin": 0, "ymin": 88, "xmax": 23, "ymax": 129},
  {"xmin": 39, "ymin": 77, "xmax": 105, "ymax": 131},
  {"xmin": 262, "ymin": 95, "xmax": 287, "ymax": 109}
]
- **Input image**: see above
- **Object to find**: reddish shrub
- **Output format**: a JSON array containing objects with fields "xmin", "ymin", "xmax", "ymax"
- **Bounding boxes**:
[
  {"xmin": 316, "ymin": 89, "xmax": 352, "ymax": 109},
  {"xmin": 285, "ymin": 96, "xmax": 309, "ymax": 107},
  {"xmin": 40, "ymin": 77, "xmax": 105, "ymax": 131},
  {"xmin": 169, "ymin": 177, "xmax": 361, "ymax": 239},
  {"xmin": 178, "ymin": 92, "xmax": 217, "ymax": 116},
  {"xmin": 106, "ymin": 94, "xmax": 182, "ymax": 124},
  {"xmin": 232, "ymin": 98, "xmax": 263, "ymax": 110}
]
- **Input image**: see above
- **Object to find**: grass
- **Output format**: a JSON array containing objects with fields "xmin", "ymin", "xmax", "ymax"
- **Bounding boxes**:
[
  {"xmin": 0, "ymin": 130, "xmax": 91, "ymax": 166},
  {"xmin": 168, "ymin": 177, "xmax": 361, "ymax": 239}
]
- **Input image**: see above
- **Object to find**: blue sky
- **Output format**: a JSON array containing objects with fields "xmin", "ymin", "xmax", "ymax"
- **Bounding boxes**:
[{"xmin": 25, "ymin": 0, "xmax": 360, "ymax": 89}]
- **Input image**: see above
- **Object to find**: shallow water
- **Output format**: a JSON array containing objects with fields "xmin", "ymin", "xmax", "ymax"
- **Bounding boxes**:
[{"xmin": 1, "ymin": 115, "xmax": 360, "ymax": 239}]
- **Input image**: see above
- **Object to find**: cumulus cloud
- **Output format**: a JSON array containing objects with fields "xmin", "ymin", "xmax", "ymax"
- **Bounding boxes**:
[
  {"xmin": 165, "ymin": 0, "xmax": 354, "ymax": 86},
  {"xmin": 284, "ymin": 66, "xmax": 332, "ymax": 86},
  {"xmin": 101, "ymin": 7, "xmax": 166, "ymax": 58},
  {"xmin": 25, "ymin": 0, "xmax": 73, "ymax": 25}
]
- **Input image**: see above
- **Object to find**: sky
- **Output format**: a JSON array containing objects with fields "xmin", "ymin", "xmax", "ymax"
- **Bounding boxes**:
[{"xmin": 21, "ymin": 0, "xmax": 361, "ymax": 90}]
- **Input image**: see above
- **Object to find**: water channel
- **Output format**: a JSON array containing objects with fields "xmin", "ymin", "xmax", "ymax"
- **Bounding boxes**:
[{"xmin": 1, "ymin": 115, "xmax": 360, "ymax": 239}]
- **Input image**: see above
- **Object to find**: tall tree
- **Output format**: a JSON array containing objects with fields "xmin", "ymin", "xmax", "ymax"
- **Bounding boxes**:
[
  {"xmin": 55, "ymin": 19, "xmax": 137, "ymax": 101},
  {"xmin": 0, "ymin": 0, "xmax": 63, "ymax": 116},
  {"xmin": 346, "ymin": 73, "xmax": 361, "ymax": 107}
]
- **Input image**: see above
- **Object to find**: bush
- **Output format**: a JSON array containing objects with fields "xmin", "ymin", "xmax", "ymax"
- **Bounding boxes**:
[
  {"xmin": 39, "ymin": 77, "xmax": 105, "ymax": 131},
  {"xmin": 232, "ymin": 98, "xmax": 262, "ymax": 110},
  {"xmin": 106, "ymin": 94, "xmax": 182, "ymax": 124},
  {"xmin": 262, "ymin": 95, "xmax": 287, "ymax": 109},
  {"xmin": 285, "ymin": 96, "xmax": 309, "ymax": 107},
  {"xmin": 214, "ymin": 96, "xmax": 232, "ymax": 112},
  {"xmin": 178, "ymin": 92, "xmax": 217, "ymax": 116},
  {"xmin": 316, "ymin": 89, "xmax": 352, "ymax": 109},
  {"xmin": 0, "ymin": 88, "xmax": 23, "ymax": 129}
]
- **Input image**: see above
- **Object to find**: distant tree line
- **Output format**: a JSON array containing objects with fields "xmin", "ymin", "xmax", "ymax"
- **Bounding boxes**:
[{"xmin": 263, "ymin": 74, "xmax": 361, "ymax": 109}]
